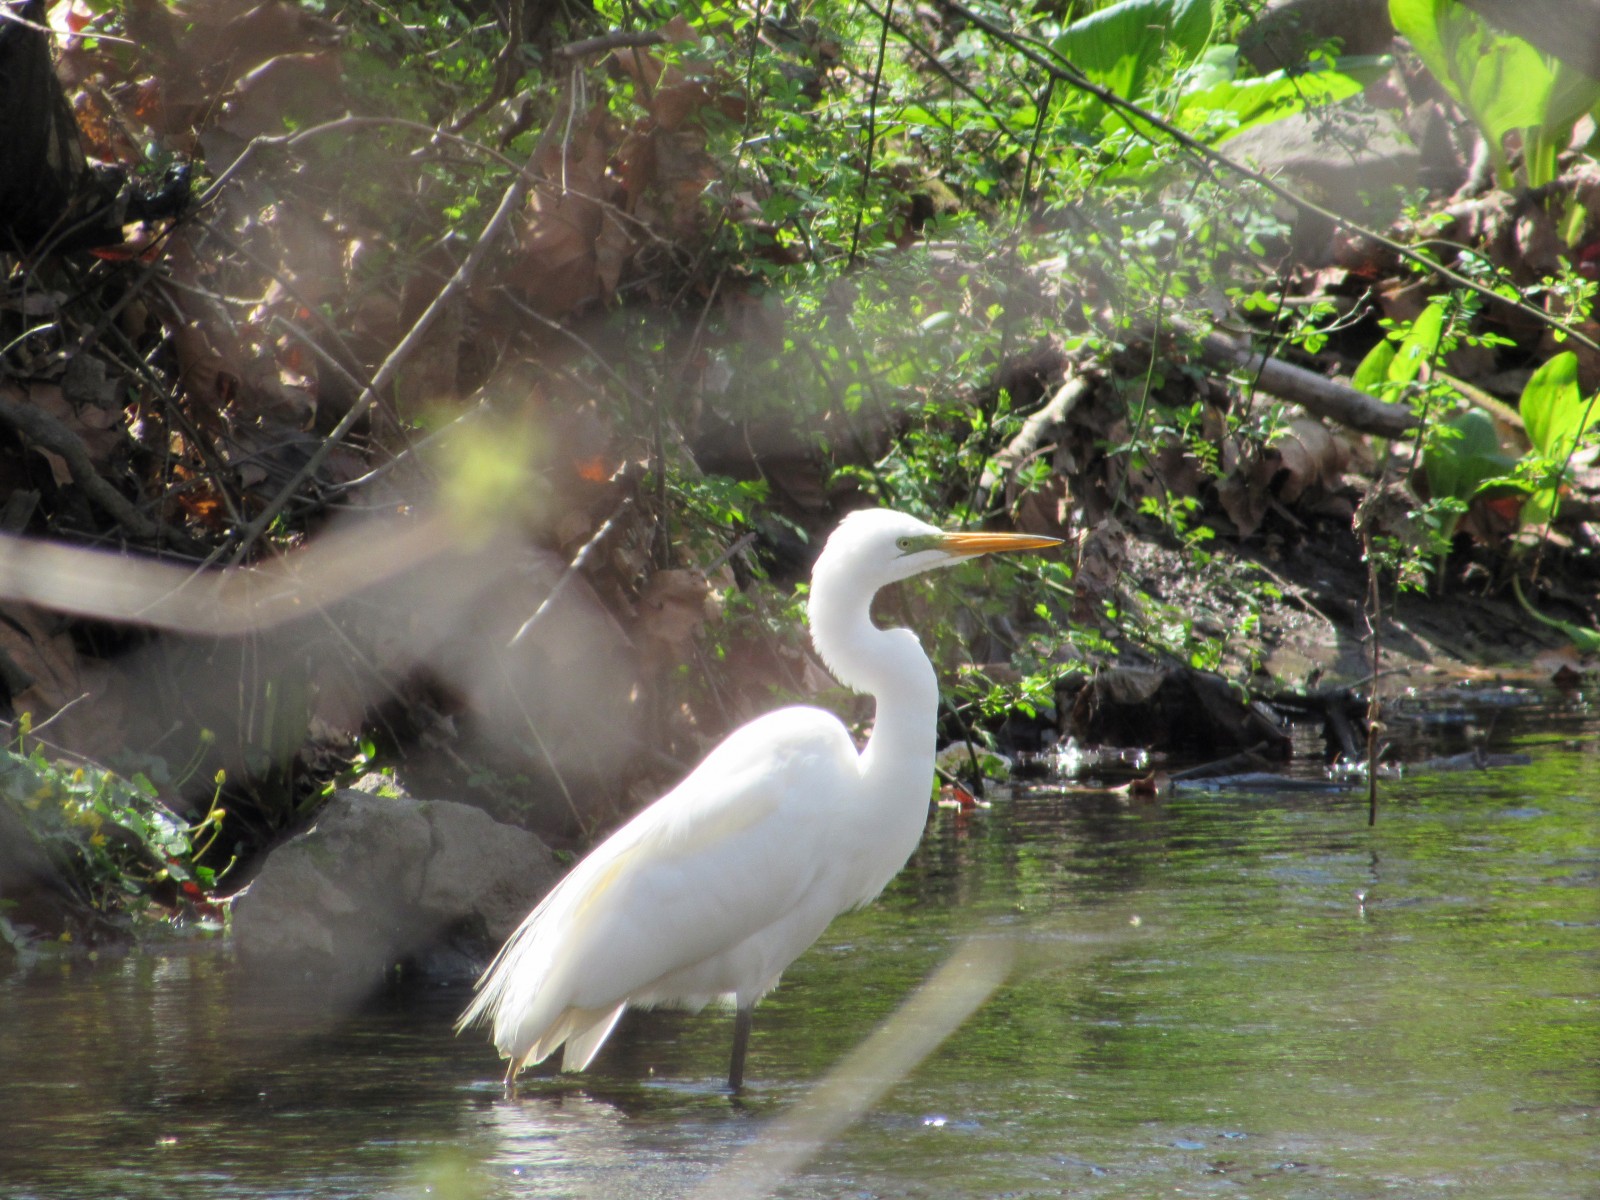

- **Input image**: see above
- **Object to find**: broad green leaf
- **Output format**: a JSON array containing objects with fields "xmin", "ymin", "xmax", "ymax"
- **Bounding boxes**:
[
  {"xmin": 1519, "ymin": 351, "xmax": 1581, "ymax": 458},
  {"xmin": 1188, "ymin": 68, "xmax": 1369, "ymax": 143},
  {"xmin": 1177, "ymin": 44, "xmax": 1239, "ymax": 93},
  {"xmin": 1388, "ymin": 300, "xmax": 1446, "ymax": 388},
  {"xmin": 1352, "ymin": 339, "xmax": 1397, "ymax": 397},
  {"xmin": 1389, "ymin": 0, "xmax": 1557, "ymax": 182},
  {"xmin": 898, "ymin": 104, "xmax": 951, "ymax": 129},
  {"xmin": 1052, "ymin": 0, "xmax": 1217, "ymax": 127},
  {"xmin": 1423, "ymin": 409, "xmax": 1514, "ymax": 502},
  {"xmin": 1519, "ymin": 351, "xmax": 1600, "ymax": 461},
  {"xmin": 1515, "ymin": 61, "xmax": 1600, "ymax": 185},
  {"xmin": 1518, "ymin": 353, "xmax": 1600, "ymax": 524}
]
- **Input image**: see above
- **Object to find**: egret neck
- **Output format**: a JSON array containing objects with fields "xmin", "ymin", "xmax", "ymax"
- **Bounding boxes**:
[{"xmin": 807, "ymin": 546, "xmax": 939, "ymax": 868}]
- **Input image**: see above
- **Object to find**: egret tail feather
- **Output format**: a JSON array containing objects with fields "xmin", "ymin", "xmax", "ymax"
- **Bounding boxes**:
[{"xmin": 561, "ymin": 1003, "xmax": 627, "ymax": 1071}]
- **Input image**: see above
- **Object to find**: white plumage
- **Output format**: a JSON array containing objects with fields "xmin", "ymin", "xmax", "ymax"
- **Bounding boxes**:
[{"xmin": 458, "ymin": 508, "xmax": 1060, "ymax": 1089}]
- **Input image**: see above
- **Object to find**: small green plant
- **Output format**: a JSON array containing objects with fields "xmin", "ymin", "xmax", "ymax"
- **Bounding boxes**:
[
  {"xmin": 1421, "ymin": 409, "xmax": 1515, "ymax": 521},
  {"xmin": 952, "ymin": 659, "xmax": 1073, "ymax": 723},
  {"xmin": 1138, "ymin": 492, "xmax": 1216, "ymax": 561},
  {"xmin": 0, "ymin": 715, "xmax": 229, "ymax": 933},
  {"xmin": 1351, "ymin": 290, "xmax": 1521, "ymax": 582},
  {"xmin": 1511, "ymin": 577, "xmax": 1600, "ymax": 653},
  {"xmin": 1510, "ymin": 351, "xmax": 1600, "ymax": 526},
  {"xmin": 1389, "ymin": 0, "xmax": 1600, "ymax": 196}
]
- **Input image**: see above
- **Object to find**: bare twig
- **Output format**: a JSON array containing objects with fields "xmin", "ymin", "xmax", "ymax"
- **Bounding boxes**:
[
  {"xmin": 702, "ymin": 531, "xmax": 756, "ymax": 575},
  {"xmin": 1359, "ymin": 524, "xmax": 1383, "ymax": 827},
  {"xmin": 195, "ymin": 117, "xmax": 525, "ymax": 212},
  {"xmin": 446, "ymin": 0, "xmax": 525, "ymax": 135},
  {"xmin": 932, "ymin": 0, "xmax": 1600, "ymax": 361},
  {"xmin": 510, "ymin": 495, "xmax": 635, "ymax": 647},
  {"xmin": 979, "ymin": 372, "xmax": 1091, "ymax": 499},
  {"xmin": 847, "ymin": 0, "xmax": 895, "ymax": 267},
  {"xmin": 0, "ymin": 390, "xmax": 185, "ymax": 548},
  {"xmin": 558, "ymin": 29, "xmax": 670, "ymax": 58}
]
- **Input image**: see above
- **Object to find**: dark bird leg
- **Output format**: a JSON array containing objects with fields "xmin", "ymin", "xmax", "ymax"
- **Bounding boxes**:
[{"xmin": 728, "ymin": 1005, "xmax": 754, "ymax": 1092}]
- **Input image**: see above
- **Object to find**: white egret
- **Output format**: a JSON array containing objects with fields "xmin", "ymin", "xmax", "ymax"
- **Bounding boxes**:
[{"xmin": 458, "ymin": 508, "xmax": 1061, "ymax": 1090}]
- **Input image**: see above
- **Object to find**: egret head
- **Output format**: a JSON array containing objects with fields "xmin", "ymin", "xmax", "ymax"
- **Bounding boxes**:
[{"xmin": 816, "ymin": 508, "xmax": 1062, "ymax": 594}]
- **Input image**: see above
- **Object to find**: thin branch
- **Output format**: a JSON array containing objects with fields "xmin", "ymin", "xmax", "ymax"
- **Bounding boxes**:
[
  {"xmin": 559, "ymin": 29, "xmax": 669, "ymax": 58},
  {"xmin": 510, "ymin": 496, "xmax": 635, "ymax": 647},
  {"xmin": 932, "ymin": 0, "xmax": 1600, "ymax": 360},
  {"xmin": 195, "ymin": 117, "xmax": 525, "ymax": 212},
  {"xmin": 979, "ymin": 372, "xmax": 1091, "ymax": 500},
  {"xmin": 848, "ymin": 0, "xmax": 896, "ymax": 268},
  {"xmin": 856, "ymin": 0, "xmax": 1014, "ymax": 139},
  {"xmin": 0, "ymin": 390, "xmax": 191, "ymax": 549},
  {"xmin": 226, "ymin": 134, "xmax": 546, "ymax": 564}
]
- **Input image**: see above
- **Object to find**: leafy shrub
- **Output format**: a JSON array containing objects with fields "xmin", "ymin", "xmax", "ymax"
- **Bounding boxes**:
[{"xmin": 0, "ymin": 718, "xmax": 227, "ymax": 939}]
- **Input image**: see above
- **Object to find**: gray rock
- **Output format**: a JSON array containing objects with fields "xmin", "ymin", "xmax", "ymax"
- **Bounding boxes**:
[
  {"xmin": 1223, "ymin": 101, "xmax": 1422, "ymax": 221},
  {"xmin": 1239, "ymin": 0, "xmax": 1395, "ymax": 72},
  {"xmin": 231, "ymin": 788, "xmax": 558, "ymax": 990}
]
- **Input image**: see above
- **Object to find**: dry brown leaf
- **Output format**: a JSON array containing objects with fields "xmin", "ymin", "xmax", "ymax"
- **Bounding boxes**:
[
  {"xmin": 503, "ymin": 102, "xmax": 619, "ymax": 317},
  {"xmin": 71, "ymin": 88, "xmax": 141, "ymax": 166},
  {"xmin": 633, "ymin": 568, "xmax": 715, "ymax": 668},
  {"xmin": 34, "ymin": 448, "xmax": 72, "ymax": 489},
  {"xmin": 170, "ymin": 323, "xmax": 239, "ymax": 411},
  {"xmin": 610, "ymin": 16, "xmax": 744, "ymax": 133},
  {"xmin": 1074, "ymin": 515, "xmax": 1127, "ymax": 622},
  {"xmin": 22, "ymin": 383, "xmax": 124, "ymax": 472},
  {"xmin": 1216, "ymin": 451, "xmax": 1271, "ymax": 539},
  {"xmin": 593, "ymin": 209, "xmax": 637, "ymax": 298},
  {"xmin": 1219, "ymin": 419, "xmax": 1353, "ymax": 536},
  {"xmin": 1271, "ymin": 418, "xmax": 1347, "ymax": 504},
  {"xmin": 108, "ymin": 0, "xmax": 340, "ymax": 144},
  {"xmin": 0, "ymin": 604, "xmax": 79, "ymax": 717},
  {"xmin": 608, "ymin": 16, "xmax": 698, "ymax": 95},
  {"xmin": 1011, "ymin": 474, "xmax": 1072, "ymax": 540}
]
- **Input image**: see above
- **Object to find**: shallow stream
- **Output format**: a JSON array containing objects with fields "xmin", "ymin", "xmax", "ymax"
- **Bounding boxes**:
[{"xmin": 2, "ymin": 690, "xmax": 1595, "ymax": 1199}]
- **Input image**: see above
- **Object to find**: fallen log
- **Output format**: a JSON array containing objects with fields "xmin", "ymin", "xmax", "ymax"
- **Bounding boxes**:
[{"xmin": 1184, "ymin": 325, "xmax": 1421, "ymax": 439}]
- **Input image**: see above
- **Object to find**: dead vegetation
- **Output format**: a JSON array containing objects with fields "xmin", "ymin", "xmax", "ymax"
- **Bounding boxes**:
[{"xmin": 1, "ymin": 0, "xmax": 1599, "ymax": 932}]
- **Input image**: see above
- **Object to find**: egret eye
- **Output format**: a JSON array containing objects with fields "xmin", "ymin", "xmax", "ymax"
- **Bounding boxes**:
[{"xmin": 895, "ymin": 536, "xmax": 913, "ymax": 552}]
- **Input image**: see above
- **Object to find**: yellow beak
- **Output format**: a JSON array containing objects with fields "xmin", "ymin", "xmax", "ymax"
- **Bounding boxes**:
[{"xmin": 938, "ymin": 530, "xmax": 1064, "ymax": 556}]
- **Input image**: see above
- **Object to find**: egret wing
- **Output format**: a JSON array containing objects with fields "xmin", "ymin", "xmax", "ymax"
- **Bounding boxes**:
[
  {"xmin": 461, "ymin": 706, "xmax": 860, "ymax": 1061},
  {"xmin": 554, "ymin": 706, "xmax": 860, "ymax": 1006}
]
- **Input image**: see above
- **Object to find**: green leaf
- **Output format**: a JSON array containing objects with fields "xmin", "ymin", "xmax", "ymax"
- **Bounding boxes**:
[
  {"xmin": 1512, "ymin": 576, "xmax": 1600, "ymax": 652},
  {"xmin": 1052, "ymin": 0, "xmax": 1217, "ymax": 127},
  {"xmin": 1388, "ymin": 0, "xmax": 1558, "ymax": 183},
  {"xmin": 1517, "ymin": 352, "xmax": 1599, "ymax": 525},
  {"xmin": 1519, "ymin": 351, "xmax": 1595, "ymax": 460},
  {"xmin": 1188, "ymin": 68, "xmax": 1371, "ymax": 143},
  {"xmin": 1352, "ymin": 338, "xmax": 1397, "ymax": 397},
  {"xmin": 1388, "ymin": 300, "xmax": 1446, "ymax": 389},
  {"xmin": 1423, "ymin": 409, "xmax": 1514, "ymax": 501}
]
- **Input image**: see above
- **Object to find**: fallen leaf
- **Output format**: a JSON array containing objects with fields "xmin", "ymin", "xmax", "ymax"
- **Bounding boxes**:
[
  {"xmin": 0, "ymin": 604, "xmax": 79, "ymax": 716},
  {"xmin": 633, "ymin": 568, "xmax": 715, "ymax": 668}
]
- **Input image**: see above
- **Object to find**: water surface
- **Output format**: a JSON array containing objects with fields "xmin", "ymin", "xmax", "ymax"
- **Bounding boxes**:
[{"xmin": 2, "ymin": 694, "xmax": 1595, "ymax": 1198}]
